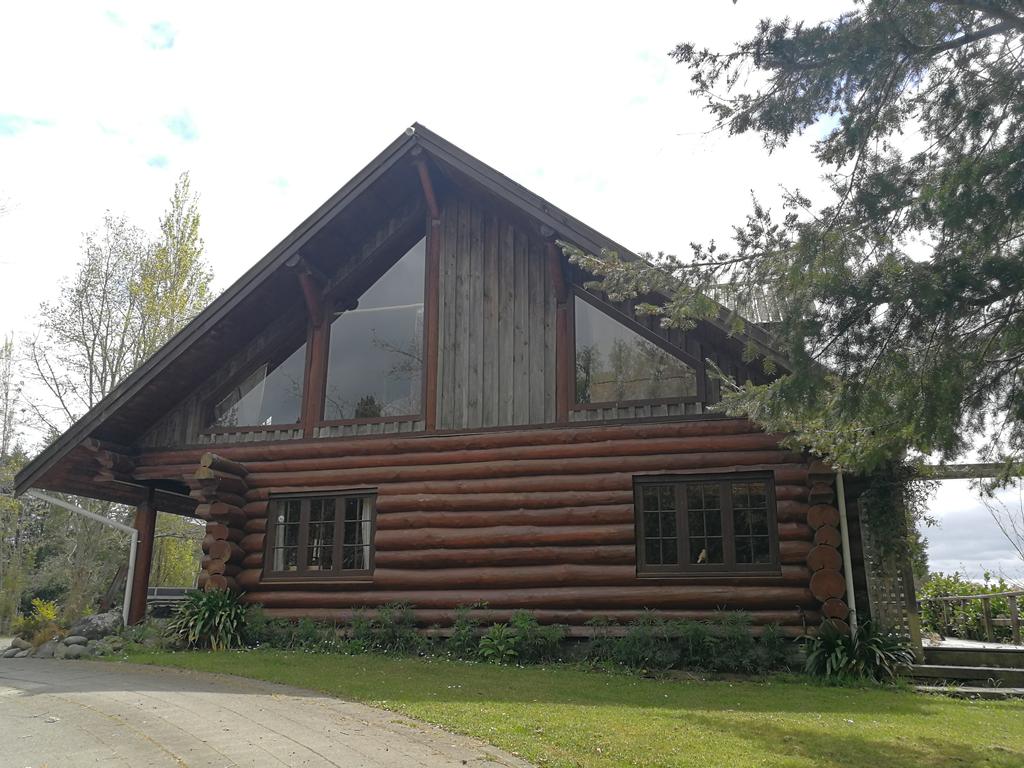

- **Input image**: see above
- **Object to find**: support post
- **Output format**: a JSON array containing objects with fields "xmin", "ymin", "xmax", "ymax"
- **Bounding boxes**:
[
  {"xmin": 547, "ymin": 240, "xmax": 570, "ymax": 423},
  {"xmin": 128, "ymin": 489, "xmax": 157, "ymax": 625},
  {"xmin": 415, "ymin": 154, "xmax": 441, "ymax": 430}
]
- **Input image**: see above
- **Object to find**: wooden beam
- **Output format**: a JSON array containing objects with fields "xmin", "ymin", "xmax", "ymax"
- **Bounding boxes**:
[
  {"xmin": 922, "ymin": 463, "xmax": 1020, "ymax": 480},
  {"xmin": 127, "ymin": 489, "xmax": 157, "ymax": 625},
  {"xmin": 415, "ymin": 156, "xmax": 442, "ymax": 431}
]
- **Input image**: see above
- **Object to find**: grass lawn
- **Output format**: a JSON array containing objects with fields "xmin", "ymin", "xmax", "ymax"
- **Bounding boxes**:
[{"xmin": 123, "ymin": 649, "xmax": 1023, "ymax": 768}]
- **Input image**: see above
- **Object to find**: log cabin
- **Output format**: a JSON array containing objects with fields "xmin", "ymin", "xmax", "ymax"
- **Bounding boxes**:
[{"xmin": 15, "ymin": 124, "xmax": 914, "ymax": 638}]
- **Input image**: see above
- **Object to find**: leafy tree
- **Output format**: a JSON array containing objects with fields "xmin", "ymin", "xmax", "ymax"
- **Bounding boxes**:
[
  {"xmin": 12, "ymin": 173, "xmax": 214, "ymax": 619},
  {"xmin": 576, "ymin": 2, "xmax": 1024, "ymax": 483},
  {"xmin": 136, "ymin": 172, "xmax": 213, "ymax": 361},
  {"xmin": 151, "ymin": 513, "xmax": 203, "ymax": 588}
]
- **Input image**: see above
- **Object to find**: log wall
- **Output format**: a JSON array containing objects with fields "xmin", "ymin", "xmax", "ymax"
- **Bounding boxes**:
[{"xmin": 143, "ymin": 418, "xmax": 840, "ymax": 631}]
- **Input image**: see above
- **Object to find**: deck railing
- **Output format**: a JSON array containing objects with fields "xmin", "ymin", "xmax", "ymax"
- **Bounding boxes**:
[{"xmin": 923, "ymin": 590, "xmax": 1023, "ymax": 645}]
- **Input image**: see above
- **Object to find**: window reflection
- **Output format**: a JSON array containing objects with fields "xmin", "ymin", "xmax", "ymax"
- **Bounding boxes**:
[
  {"xmin": 324, "ymin": 238, "xmax": 425, "ymax": 420},
  {"xmin": 212, "ymin": 341, "xmax": 306, "ymax": 428},
  {"xmin": 574, "ymin": 296, "xmax": 697, "ymax": 404}
]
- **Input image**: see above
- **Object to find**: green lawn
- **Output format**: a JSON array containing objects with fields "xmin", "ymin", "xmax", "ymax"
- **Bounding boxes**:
[{"xmin": 123, "ymin": 649, "xmax": 1023, "ymax": 768}]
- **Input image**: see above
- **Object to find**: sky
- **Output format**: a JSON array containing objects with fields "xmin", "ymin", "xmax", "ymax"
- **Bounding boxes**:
[{"xmin": 0, "ymin": 1, "xmax": 1020, "ymax": 581}]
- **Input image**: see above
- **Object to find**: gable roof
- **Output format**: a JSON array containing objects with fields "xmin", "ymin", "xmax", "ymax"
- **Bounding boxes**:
[{"xmin": 15, "ymin": 123, "xmax": 786, "ymax": 501}]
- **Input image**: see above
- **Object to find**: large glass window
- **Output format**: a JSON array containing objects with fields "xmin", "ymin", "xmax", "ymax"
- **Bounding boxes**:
[
  {"xmin": 210, "ymin": 341, "xmax": 306, "ymax": 428},
  {"xmin": 323, "ymin": 238, "xmax": 425, "ymax": 420},
  {"xmin": 574, "ymin": 295, "xmax": 698, "ymax": 404},
  {"xmin": 635, "ymin": 475, "xmax": 778, "ymax": 574},
  {"xmin": 266, "ymin": 492, "xmax": 375, "ymax": 579}
]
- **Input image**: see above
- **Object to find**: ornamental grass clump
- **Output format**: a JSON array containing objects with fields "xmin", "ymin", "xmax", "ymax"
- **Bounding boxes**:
[
  {"xmin": 804, "ymin": 620, "xmax": 915, "ymax": 683},
  {"xmin": 167, "ymin": 589, "xmax": 247, "ymax": 651}
]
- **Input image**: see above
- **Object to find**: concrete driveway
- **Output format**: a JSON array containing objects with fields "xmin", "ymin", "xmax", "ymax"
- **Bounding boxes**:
[{"xmin": 0, "ymin": 659, "xmax": 530, "ymax": 767}]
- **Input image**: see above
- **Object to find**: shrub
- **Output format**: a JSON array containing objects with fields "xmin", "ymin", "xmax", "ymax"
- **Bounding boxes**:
[
  {"xmin": 583, "ymin": 617, "xmax": 619, "ymax": 663},
  {"xmin": 447, "ymin": 605, "xmax": 482, "ymax": 660},
  {"xmin": 919, "ymin": 570, "xmax": 1013, "ymax": 642},
  {"xmin": 349, "ymin": 603, "xmax": 423, "ymax": 655},
  {"xmin": 479, "ymin": 623, "xmax": 518, "ymax": 663},
  {"xmin": 509, "ymin": 611, "xmax": 564, "ymax": 664},
  {"xmin": 675, "ymin": 619, "xmax": 717, "ymax": 670},
  {"xmin": 13, "ymin": 598, "xmax": 61, "ymax": 640},
  {"xmin": 710, "ymin": 612, "xmax": 759, "ymax": 673},
  {"xmin": 804, "ymin": 620, "xmax": 914, "ymax": 683},
  {"xmin": 612, "ymin": 614, "xmax": 678, "ymax": 672},
  {"xmin": 756, "ymin": 623, "xmax": 791, "ymax": 671},
  {"xmin": 167, "ymin": 590, "xmax": 247, "ymax": 651}
]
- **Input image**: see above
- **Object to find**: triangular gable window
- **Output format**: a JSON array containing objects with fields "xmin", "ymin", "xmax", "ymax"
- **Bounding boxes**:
[
  {"xmin": 211, "ymin": 340, "xmax": 306, "ymax": 428},
  {"xmin": 574, "ymin": 294, "xmax": 698, "ymax": 404},
  {"xmin": 323, "ymin": 237, "xmax": 426, "ymax": 421}
]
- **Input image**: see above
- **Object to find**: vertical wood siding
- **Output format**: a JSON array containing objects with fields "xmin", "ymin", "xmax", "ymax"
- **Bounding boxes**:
[{"xmin": 437, "ymin": 200, "xmax": 556, "ymax": 430}]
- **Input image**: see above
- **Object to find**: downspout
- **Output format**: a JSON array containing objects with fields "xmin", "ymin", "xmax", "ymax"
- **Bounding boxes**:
[
  {"xmin": 835, "ymin": 472, "xmax": 858, "ymax": 634},
  {"xmin": 26, "ymin": 489, "xmax": 139, "ymax": 628}
]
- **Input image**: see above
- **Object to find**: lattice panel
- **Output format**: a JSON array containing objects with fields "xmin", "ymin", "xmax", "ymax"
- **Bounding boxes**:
[{"xmin": 859, "ymin": 505, "xmax": 923, "ymax": 651}]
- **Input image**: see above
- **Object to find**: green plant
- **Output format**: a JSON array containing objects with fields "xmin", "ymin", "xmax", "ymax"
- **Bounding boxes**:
[
  {"xmin": 756, "ymin": 623, "xmax": 791, "ymax": 671},
  {"xmin": 348, "ymin": 603, "xmax": 423, "ymax": 655},
  {"xmin": 919, "ymin": 570, "xmax": 1013, "ymax": 642},
  {"xmin": 612, "ymin": 614, "xmax": 678, "ymax": 672},
  {"xmin": 12, "ymin": 598, "xmax": 62, "ymax": 640},
  {"xmin": 509, "ymin": 611, "xmax": 564, "ymax": 664},
  {"xmin": 804, "ymin": 621, "xmax": 915, "ymax": 683},
  {"xmin": 478, "ymin": 623, "xmax": 518, "ymax": 664},
  {"xmin": 710, "ymin": 612, "xmax": 758, "ymax": 673},
  {"xmin": 447, "ymin": 605, "xmax": 482, "ymax": 659},
  {"xmin": 675, "ymin": 619, "xmax": 717, "ymax": 670},
  {"xmin": 167, "ymin": 589, "xmax": 247, "ymax": 651}
]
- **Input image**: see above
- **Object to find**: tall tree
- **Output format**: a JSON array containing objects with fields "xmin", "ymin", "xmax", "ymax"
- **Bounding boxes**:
[
  {"xmin": 136, "ymin": 172, "xmax": 213, "ymax": 360},
  {"xmin": 16, "ymin": 173, "xmax": 214, "ymax": 618},
  {"xmin": 578, "ymin": 1, "xmax": 1024, "ymax": 482}
]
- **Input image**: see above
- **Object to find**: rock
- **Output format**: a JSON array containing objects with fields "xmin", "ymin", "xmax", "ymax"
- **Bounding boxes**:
[
  {"xmin": 14, "ymin": 649, "xmax": 30, "ymax": 658},
  {"xmin": 64, "ymin": 635, "xmax": 89, "ymax": 647},
  {"xmin": 2, "ymin": 647, "xmax": 20, "ymax": 658},
  {"xmin": 63, "ymin": 644, "xmax": 86, "ymax": 660},
  {"xmin": 54, "ymin": 643, "xmax": 67, "ymax": 660},
  {"xmin": 12, "ymin": 637, "xmax": 32, "ymax": 651},
  {"xmin": 69, "ymin": 610, "xmax": 122, "ymax": 641},
  {"xmin": 103, "ymin": 635, "xmax": 125, "ymax": 651},
  {"xmin": 35, "ymin": 640, "xmax": 58, "ymax": 659}
]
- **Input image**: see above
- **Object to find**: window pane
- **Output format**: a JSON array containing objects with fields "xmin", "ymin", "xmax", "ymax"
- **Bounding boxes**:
[
  {"xmin": 343, "ymin": 546, "xmax": 368, "ymax": 570},
  {"xmin": 645, "ymin": 539, "xmax": 661, "ymax": 565},
  {"xmin": 735, "ymin": 537, "xmax": 752, "ymax": 564},
  {"xmin": 750, "ymin": 509, "xmax": 769, "ymax": 536},
  {"xmin": 751, "ymin": 537, "xmax": 771, "ymax": 563},
  {"xmin": 689, "ymin": 538, "xmax": 707, "ymax": 564},
  {"xmin": 574, "ymin": 296, "xmax": 697, "ymax": 403},
  {"xmin": 705, "ymin": 509, "xmax": 722, "ymax": 537},
  {"xmin": 644, "ymin": 510, "xmax": 661, "ymax": 537},
  {"xmin": 661, "ymin": 539, "xmax": 679, "ymax": 564},
  {"xmin": 688, "ymin": 509, "xmax": 705, "ymax": 536},
  {"xmin": 659, "ymin": 486, "xmax": 675, "ymax": 509},
  {"xmin": 273, "ymin": 547, "xmax": 298, "ymax": 571},
  {"xmin": 706, "ymin": 537, "xmax": 724, "ymax": 563},
  {"xmin": 659, "ymin": 510, "xmax": 677, "ymax": 538},
  {"xmin": 324, "ymin": 238, "xmax": 425, "ymax": 420},
  {"xmin": 212, "ymin": 342, "xmax": 306, "ymax": 428},
  {"xmin": 642, "ymin": 486, "xmax": 660, "ymax": 511}
]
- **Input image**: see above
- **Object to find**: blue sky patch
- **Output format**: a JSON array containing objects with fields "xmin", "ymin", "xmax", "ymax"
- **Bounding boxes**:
[
  {"xmin": 147, "ymin": 155, "xmax": 169, "ymax": 168},
  {"xmin": 148, "ymin": 21, "xmax": 175, "ymax": 49},
  {"xmin": 0, "ymin": 114, "xmax": 51, "ymax": 137},
  {"xmin": 164, "ymin": 111, "xmax": 198, "ymax": 141}
]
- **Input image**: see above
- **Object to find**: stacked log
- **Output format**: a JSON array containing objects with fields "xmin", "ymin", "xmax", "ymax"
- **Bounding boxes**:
[
  {"xmin": 133, "ymin": 419, "xmax": 828, "ymax": 628},
  {"xmin": 806, "ymin": 461, "xmax": 850, "ymax": 630},
  {"xmin": 189, "ymin": 453, "xmax": 250, "ymax": 592}
]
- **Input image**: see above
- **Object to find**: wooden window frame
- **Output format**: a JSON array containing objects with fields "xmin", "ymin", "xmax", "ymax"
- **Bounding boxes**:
[
  {"xmin": 634, "ymin": 472, "xmax": 780, "ymax": 577},
  {"xmin": 570, "ymin": 288, "xmax": 706, "ymax": 412},
  {"xmin": 262, "ymin": 489, "xmax": 377, "ymax": 583}
]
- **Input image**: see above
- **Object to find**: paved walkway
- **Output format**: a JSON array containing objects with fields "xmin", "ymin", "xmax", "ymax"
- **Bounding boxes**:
[{"xmin": 0, "ymin": 659, "xmax": 530, "ymax": 767}]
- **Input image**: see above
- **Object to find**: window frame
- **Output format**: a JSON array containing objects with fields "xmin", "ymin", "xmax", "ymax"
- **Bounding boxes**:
[
  {"xmin": 633, "ymin": 472, "xmax": 780, "ymax": 577},
  {"xmin": 570, "ymin": 288, "xmax": 706, "ymax": 411},
  {"xmin": 262, "ymin": 489, "xmax": 377, "ymax": 583}
]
